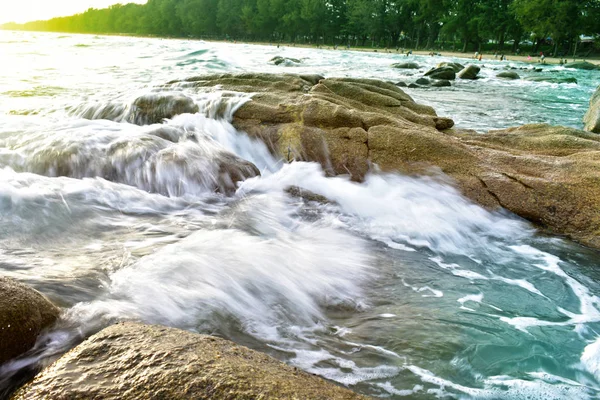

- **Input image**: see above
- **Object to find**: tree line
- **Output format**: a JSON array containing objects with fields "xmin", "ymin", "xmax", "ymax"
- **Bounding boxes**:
[{"xmin": 2, "ymin": 0, "xmax": 599, "ymax": 54}]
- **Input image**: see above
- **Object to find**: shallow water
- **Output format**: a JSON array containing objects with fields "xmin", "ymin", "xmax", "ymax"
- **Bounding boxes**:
[{"xmin": 1, "ymin": 30, "xmax": 600, "ymax": 399}]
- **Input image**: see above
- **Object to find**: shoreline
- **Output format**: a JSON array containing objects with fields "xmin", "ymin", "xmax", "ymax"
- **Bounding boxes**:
[{"xmin": 3, "ymin": 29, "xmax": 599, "ymax": 66}]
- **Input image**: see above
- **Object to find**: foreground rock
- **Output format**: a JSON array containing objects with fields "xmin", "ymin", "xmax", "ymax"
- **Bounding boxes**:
[
  {"xmin": 584, "ymin": 85, "xmax": 600, "ymax": 133},
  {"xmin": 130, "ymin": 93, "xmax": 199, "ymax": 125},
  {"xmin": 564, "ymin": 61, "xmax": 600, "ymax": 71},
  {"xmin": 0, "ymin": 277, "xmax": 60, "ymax": 365},
  {"xmin": 457, "ymin": 65, "xmax": 480, "ymax": 79},
  {"xmin": 14, "ymin": 323, "xmax": 366, "ymax": 400},
  {"xmin": 165, "ymin": 73, "xmax": 600, "ymax": 248}
]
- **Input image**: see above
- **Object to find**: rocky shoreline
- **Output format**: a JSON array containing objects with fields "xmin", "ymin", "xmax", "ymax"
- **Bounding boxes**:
[{"xmin": 2, "ymin": 72, "xmax": 599, "ymax": 399}]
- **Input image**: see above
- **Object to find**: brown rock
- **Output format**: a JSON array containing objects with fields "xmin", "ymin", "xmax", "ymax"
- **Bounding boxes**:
[
  {"xmin": 584, "ymin": 85, "xmax": 600, "ymax": 133},
  {"xmin": 13, "ymin": 322, "xmax": 368, "ymax": 400},
  {"xmin": 164, "ymin": 73, "xmax": 600, "ymax": 248},
  {"xmin": 0, "ymin": 277, "xmax": 60, "ymax": 365}
]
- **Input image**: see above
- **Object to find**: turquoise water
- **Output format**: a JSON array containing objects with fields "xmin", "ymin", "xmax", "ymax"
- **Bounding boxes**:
[{"xmin": 1, "ymin": 30, "xmax": 600, "ymax": 399}]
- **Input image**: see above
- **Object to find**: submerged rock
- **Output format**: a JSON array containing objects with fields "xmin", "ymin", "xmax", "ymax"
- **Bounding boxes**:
[
  {"xmin": 524, "ymin": 76, "xmax": 577, "ymax": 84},
  {"xmin": 415, "ymin": 77, "xmax": 431, "ymax": 85},
  {"xmin": 270, "ymin": 56, "xmax": 302, "ymax": 66},
  {"xmin": 13, "ymin": 323, "xmax": 366, "ymax": 400},
  {"xmin": 431, "ymin": 80, "xmax": 452, "ymax": 87},
  {"xmin": 457, "ymin": 65, "xmax": 480, "ymax": 80},
  {"xmin": 391, "ymin": 62, "xmax": 420, "ymax": 69},
  {"xmin": 497, "ymin": 71, "xmax": 520, "ymax": 80},
  {"xmin": 424, "ymin": 66, "xmax": 456, "ymax": 80},
  {"xmin": 564, "ymin": 61, "xmax": 600, "ymax": 70},
  {"xmin": 0, "ymin": 277, "xmax": 60, "ymax": 365},
  {"xmin": 130, "ymin": 93, "xmax": 199, "ymax": 125},
  {"xmin": 584, "ymin": 85, "xmax": 600, "ymax": 133},
  {"xmin": 164, "ymin": 73, "xmax": 600, "ymax": 248}
]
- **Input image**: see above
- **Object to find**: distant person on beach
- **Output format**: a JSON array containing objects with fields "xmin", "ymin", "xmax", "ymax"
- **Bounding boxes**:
[
  {"xmin": 478, "ymin": 53, "xmax": 483, "ymax": 61},
  {"xmin": 474, "ymin": 51, "xmax": 479, "ymax": 59}
]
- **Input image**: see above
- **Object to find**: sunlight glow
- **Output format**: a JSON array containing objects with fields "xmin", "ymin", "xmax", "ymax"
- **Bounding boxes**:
[{"xmin": 0, "ymin": 0, "xmax": 147, "ymax": 24}]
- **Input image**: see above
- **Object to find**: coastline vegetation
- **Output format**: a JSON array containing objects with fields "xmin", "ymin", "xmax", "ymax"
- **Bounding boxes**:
[{"xmin": 1, "ymin": 0, "xmax": 600, "ymax": 55}]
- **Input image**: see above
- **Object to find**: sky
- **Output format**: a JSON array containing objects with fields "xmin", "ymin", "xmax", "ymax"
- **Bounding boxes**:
[{"xmin": 0, "ymin": 0, "xmax": 147, "ymax": 24}]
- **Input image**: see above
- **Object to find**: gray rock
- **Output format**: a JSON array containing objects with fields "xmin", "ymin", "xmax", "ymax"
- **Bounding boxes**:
[
  {"xmin": 13, "ymin": 323, "xmax": 367, "ymax": 400},
  {"xmin": 415, "ymin": 78, "xmax": 431, "ymax": 85},
  {"xmin": 457, "ymin": 65, "xmax": 480, "ymax": 80},
  {"xmin": 395, "ymin": 81, "xmax": 408, "ymax": 87},
  {"xmin": 497, "ymin": 71, "xmax": 520, "ymax": 80},
  {"xmin": 408, "ymin": 83, "xmax": 421, "ymax": 88},
  {"xmin": 424, "ymin": 67, "xmax": 456, "ymax": 80},
  {"xmin": 584, "ymin": 85, "xmax": 600, "ymax": 133},
  {"xmin": 436, "ymin": 62, "xmax": 465, "ymax": 73},
  {"xmin": 431, "ymin": 80, "xmax": 452, "ymax": 87},
  {"xmin": 0, "ymin": 277, "xmax": 60, "ymax": 365},
  {"xmin": 525, "ymin": 76, "xmax": 578, "ymax": 84},
  {"xmin": 270, "ymin": 56, "xmax": 302, "ymax": 66},
  {"xmin": 391, "ymin": 62, "xmax": 420, "ymax": 69},
  {"xmin": 130, "ymin": 93, "xmax": 199, "ymax": 125}
]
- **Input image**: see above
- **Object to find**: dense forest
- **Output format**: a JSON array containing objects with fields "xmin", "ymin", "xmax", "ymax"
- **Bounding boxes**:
[{"xmin": 2, "ymin": 0, "xmax": 600, "ymax": 54}]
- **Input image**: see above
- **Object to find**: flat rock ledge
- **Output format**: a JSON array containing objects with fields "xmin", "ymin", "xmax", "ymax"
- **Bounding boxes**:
[
  {"xmin": 13, "ymin": 322, "xmax": 367, "ymax": 400},
  {"xmin": 167, "ymin": 73, "xmax": 600, "ymax": 249}
]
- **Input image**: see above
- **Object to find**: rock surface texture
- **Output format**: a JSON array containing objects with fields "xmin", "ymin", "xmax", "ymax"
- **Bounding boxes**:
[
  {"xmin": 0, "ymin": 277, "xmax": 60, "ymax": 365},
  {"xmin": 584, "ymin": 85, "xmax": 600, "ymax": 133},
  {"xmin": 13, "ymin": 323, "xmax": 367, "ymax": 400},
  {"xmin": 166, "ymin": 73, "xmax": 600, "ymax": 248}
]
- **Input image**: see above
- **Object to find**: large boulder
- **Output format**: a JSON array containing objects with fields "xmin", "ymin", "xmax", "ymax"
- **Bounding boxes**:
[
  {"xmin": 497, "ymin": 71, "xmax": 520, "ymax": 80},
  {"xmin": 0, "ymin": 277, "xmax": 60, "ymax": 365},
  {"xmin": 129, "ymin": 93, "xmax": 200, "ymax": 125},
  {"xmin": 13, "ymin": 323, "xmax": 367, "ymax": 400},
  {"xmin": 564, "ymin": 61, "xmax": 600, "ymax": 70},
  {"xmin": 457, "ymin": 65, "xmax": 480, "ymax": 80},
  {"xmin": 584, "ymin": 85, "xmax": 600, "ymax": 133},
  {"xmin": 163, "ymin": 73, "xmax": 600, "ymax": 248},
  {"xmin": 436, "ymin": 62, "xmax": 465, "ymax": 72},
  {"xmin": 391, "ymin": 62, "xmax": 420, "ymax": 69},
  {"xmin": 424, "ymin": 66, "xmax": 456, "ymax": 80}
]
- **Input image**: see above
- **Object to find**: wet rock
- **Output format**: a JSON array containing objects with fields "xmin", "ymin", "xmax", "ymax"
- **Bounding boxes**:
[
  {"xmin": 130, "ymin": 93, "xmax": 199, "ymax": 125},
  {"xmin": 13, "ymin": 323, "xmax": 366, "ymax": 400},
  {"xmin": 564, "ymin": 61, "xmax": 600, "ymax": 70},
  {"xmin": 497, "ymin": 71, "xmax": 520, "ymax": 80},
  {"xmin": 584, "ymin": 85, "xmax": 600, "ymax": 133},
  {"xmin": 391, "ymin": 62, "xmax": 420, "ymax": 69},
  {"xmin": 270, "ymin": 56, "xmax": 302, "ymax": 66},
  {"xmin": 408, "ymin": 83, "xmax": 421, "ymax": 88},
  {"xmin": 524, "ymin": 76, "xmax": 577, "ymax": 84},
  {"xmin": 0, "ymin": 277, "xmax": 60, "ymax": 365},
  {"xmin": 287, "ymin": 186, "xmax": 332, "ymax": 204},
  {"xmin": 436, "ymin": 62, "xmax": 465, "ymax": 73},
  {"xmin": 457, "ymin": 65, "xmax": 480, "ymax": 80},
  {"xmin": 415, "ymin": 78, "xmax": 431, "ymax": 85},
  {"xmin": 162, "ymin": 73, "xmax": 600, "ymax": 248},
  {"xmin": 431, "ymin": 80, "xmax": 452, "ymax": 87},
  {"xmin": 424, "ymin": 67, "xmax": 456, "ymax": 80},
  {"xmin": 395, "ymin": 81, "xmax": 408, "ymax": 87}
]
